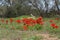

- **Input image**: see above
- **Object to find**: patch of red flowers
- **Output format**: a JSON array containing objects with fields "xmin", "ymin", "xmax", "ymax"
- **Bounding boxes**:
[
  {"xmin": 22, "ymin": 18, "xmax": 32, "ymax": 26},
  {"xmin": 16, "ymin": 19, "xmax": 21, "ymax": 23},
  {"xmin": 36, "ymin": 16, "xmax": 44, "ymax": 25},
  {"xmin": 31, "ymin": 20, "xmax": 37, "ymax": 24},
  {"xmin": 23, "ymin": 25, "xmax": 28, "ymax": 30},
  {"xmin": 51, "ymin": 23, "xmax": 58, "ymax": 29}
]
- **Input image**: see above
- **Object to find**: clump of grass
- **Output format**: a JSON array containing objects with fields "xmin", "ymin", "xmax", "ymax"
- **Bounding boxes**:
[{"xmin": 23, "ymin": 36, "xmax": 43, "ymax": 40}]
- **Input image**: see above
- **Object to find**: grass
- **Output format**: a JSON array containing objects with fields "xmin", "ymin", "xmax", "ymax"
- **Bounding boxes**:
[
  {"xmin": 0, "ymin": 29, "xmax": 43, "ymax": 40},
  {"xmin": 0, "ymin": 15, "xmax": 60, "ymax": 31},
  {"xmin": 0, "ymin": 15, "xmax": 60, "ymax": 40}
]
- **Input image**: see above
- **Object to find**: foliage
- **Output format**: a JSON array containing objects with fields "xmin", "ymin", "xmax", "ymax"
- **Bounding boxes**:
[{"xmin": 0, "ymin": 0, "xmax": 60, "ymax": 17}]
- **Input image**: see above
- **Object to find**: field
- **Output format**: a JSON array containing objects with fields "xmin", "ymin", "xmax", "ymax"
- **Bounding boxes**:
[{"xmin": 0, "ymin": 15, "xmax": 60, "ymax": 40}]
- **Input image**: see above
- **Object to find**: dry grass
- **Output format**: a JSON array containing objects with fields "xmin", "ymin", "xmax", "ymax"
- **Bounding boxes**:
[{"xmin": 0, "ymin": 29, "xmax": 60, "ymax": 40}]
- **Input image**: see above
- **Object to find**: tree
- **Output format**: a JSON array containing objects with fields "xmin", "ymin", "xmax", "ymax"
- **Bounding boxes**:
[
  {"xmin": 54, "ymin": 0, "xmax": 60, "ymax": 15},
  {"xmin": 44, "ymin": 0, "xmax": 49, "ymax": 17}
]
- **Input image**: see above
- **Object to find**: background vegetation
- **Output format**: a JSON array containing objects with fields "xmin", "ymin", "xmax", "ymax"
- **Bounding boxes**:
[{"xmin": 0, "ymin": 0, "xmax": 60, "ymax": 18}]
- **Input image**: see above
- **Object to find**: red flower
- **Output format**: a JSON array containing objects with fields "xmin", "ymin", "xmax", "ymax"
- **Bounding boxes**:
[
  {"xmin": 1, "ymin": 19, "xmax": 4, "ymax": 23},
  {"xmin": 51, "ymin": 23, "xmax": 56, "ymax": 27},
  {"xmin": 55, "ymin": 18, "xmax": 59, "ymax": 20},
  {"xmin": 49, "ymin": 20, "xmax": 54, "ymax": 23},
  {"xmin": 55, "ymin": 25, "xmax": 58, "ymax": 29},
  {"xmin": 51, "ymin": 23, "xmax": 58, "ymax": 29},
  {"xmin": 29, "ymin": 18, "xmax": 33, "ymax": 21},
  {"xmin": 36, "ymin": 19, "xmax": 41, "ymax": 24},
  {"xmin": 36, "ymin": 17, "xmax": 44, "ymax": 25},
  {"xmin": 10, "ymin": 18, "xmax": 13, "ymax": 23},
  {"xmin": 22, "ymin": 18, "xmax": 28, "ymax": 22},
  {"xmin": 23, "ymin": 25, "xmax": 28, "ymax": 30},
  {"xmin": 6, "ymin": 20, "xmax": 8, "ymax": 24},
  {"xmin": 24, "ymin": 20, "xmax": 30, "ymax": 25},
  {"xmin": 16, "ymin": 19, "xmax": 21, "ymax": 23},
  {"xmin": 40, "ymin": 21, "xmax": 44, "ymax": 25},
  {"xmin": 36, "ymin": 16, "xmax": 43, "ymax": 24},
  {"xmin": 38, "ymin": 16, "xmax": 43, "ymax": 21},
  {"xmin": 32, "ymin": 20, "xmax": 37, "ymax": 24},
  {"xmin": 22, "ymin": 18, "xmax": 31, "ymax": 25}
]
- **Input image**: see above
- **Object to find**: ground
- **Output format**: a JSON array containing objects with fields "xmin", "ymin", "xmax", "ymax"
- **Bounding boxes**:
[{"xmin": 0, "ymin": 29, "xmax": 60, "ymax": 40}]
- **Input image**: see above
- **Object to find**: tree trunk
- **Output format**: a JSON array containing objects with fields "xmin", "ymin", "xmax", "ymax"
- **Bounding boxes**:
[
  {"xmin": 55, "ymin": 0, "xmax": 60, "ymax": 15},
  {"xmin": 44, "ymin": 0, "xmax": 48, "ymax": 17}
]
